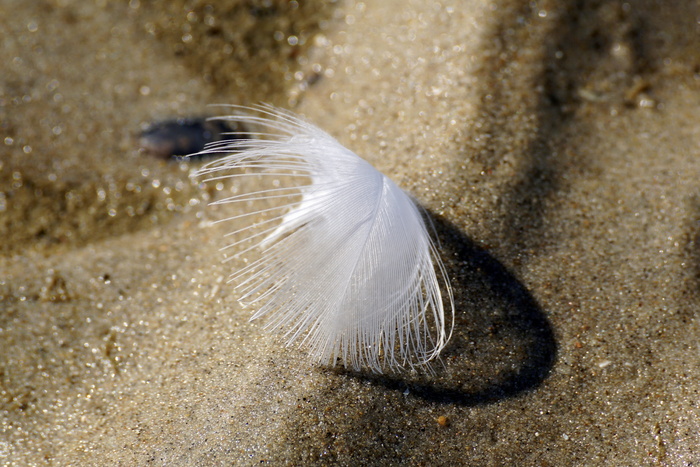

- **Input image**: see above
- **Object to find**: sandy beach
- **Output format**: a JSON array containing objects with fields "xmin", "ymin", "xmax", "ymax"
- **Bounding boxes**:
[{"xmin": 2, "ymin": 0, "xmax": 699, "ymax": 464}]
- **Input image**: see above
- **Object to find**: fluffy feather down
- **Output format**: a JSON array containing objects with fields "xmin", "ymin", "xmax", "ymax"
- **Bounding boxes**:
[{"xmin": 196, "ymin": 105, "xmax": 453, "ymax": 373}]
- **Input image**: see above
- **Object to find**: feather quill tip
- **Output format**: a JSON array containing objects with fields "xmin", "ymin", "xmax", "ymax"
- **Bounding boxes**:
[{"xmin": 195, "ymin": 104, "xmax": 454, "ymax": 374}]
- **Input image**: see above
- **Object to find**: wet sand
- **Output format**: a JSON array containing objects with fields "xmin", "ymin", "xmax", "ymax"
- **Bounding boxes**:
[{"xmin": 2, "ymin": 0, "xmax": 699, "ymax": 464}]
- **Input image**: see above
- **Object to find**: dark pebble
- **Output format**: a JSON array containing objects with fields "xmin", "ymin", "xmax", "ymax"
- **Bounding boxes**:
[{"xmin": 138, "ymin": 117, "xmax": 241, "ymax": 160}]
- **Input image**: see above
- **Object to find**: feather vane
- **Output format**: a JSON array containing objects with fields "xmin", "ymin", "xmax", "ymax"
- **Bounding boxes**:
[{"xmin": 196, "ymin": 105, "xmax": 453, "ymax": 373}]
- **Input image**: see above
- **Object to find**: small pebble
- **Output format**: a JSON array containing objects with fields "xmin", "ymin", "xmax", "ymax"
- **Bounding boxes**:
[
  {"xmin": 138, "ymin": 117, "xmax": 241, "ymax": 159},
  {"xmin": 437, "ymin": 415, "xmax": 449, "ymax": 427}
]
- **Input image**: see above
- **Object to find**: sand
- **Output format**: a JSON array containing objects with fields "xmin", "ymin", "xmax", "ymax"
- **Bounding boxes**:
[{"xmin": 1, "ymin": 0, "xmax": 699, "ymax": 465}]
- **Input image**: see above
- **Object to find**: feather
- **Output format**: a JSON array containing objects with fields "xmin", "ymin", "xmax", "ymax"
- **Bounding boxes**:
[{"xmin": 195, "ymin": 105, "xmax": 454, "ymax": 373}]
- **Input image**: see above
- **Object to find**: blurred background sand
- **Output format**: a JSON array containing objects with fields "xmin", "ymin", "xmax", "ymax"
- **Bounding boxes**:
[{"xmin": 1, "ymin": 0, "xmax": 699, "ymax": 464}]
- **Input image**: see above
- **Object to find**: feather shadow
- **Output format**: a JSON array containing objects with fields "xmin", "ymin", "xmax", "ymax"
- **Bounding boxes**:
[{"xmin": 339, "ymin": 212, "xmax": 557, "ymax": 406}]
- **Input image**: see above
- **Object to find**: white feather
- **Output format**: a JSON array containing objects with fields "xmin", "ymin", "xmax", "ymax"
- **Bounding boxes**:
[{"xmin": 196, "ymin": 105, "xmax": 454, "ymax": 373}]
